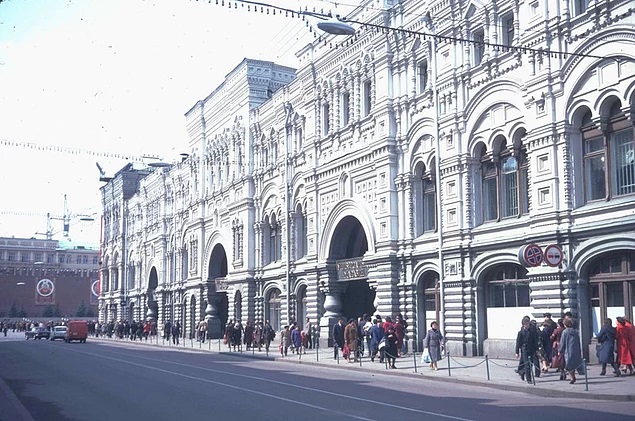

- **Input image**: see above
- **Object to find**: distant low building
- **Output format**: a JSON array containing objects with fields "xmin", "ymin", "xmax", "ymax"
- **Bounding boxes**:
[{"xmin": 0, "ymin": 237, "xmax": 99, "ymax": 318}]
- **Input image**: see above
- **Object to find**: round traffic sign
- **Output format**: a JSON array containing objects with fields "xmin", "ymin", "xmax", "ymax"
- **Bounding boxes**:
[
  {"xmin": 519, "ymin": 244, "xmax": 543, "ymax": 267},
  {"xmin": 544, "ymin": 244, "xmax": 564, "ymax": 267}
]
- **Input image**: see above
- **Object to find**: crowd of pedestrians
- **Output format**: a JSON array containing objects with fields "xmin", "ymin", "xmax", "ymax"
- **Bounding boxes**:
[{"xmin": 514, "ymin": 311, "xmax": 635, "ymax": 386}]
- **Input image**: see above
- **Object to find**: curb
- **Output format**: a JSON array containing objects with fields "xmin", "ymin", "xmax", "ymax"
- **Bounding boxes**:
[{"xmin": 92, "ymin": 338, "xmax": 635, "ymax": 402}]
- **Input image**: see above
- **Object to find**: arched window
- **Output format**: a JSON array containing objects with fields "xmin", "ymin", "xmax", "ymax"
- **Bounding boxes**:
[
  {"xmin": 267, "ymin": 288, "xmax": 282, "ymax": 331},
  {"xmin": 413, "ymin": 161, "xmax": 437, "ymax": 236},
  {"xmin": 480, "ymin": 141, "xmax": 529, "ymax": 222},
  {"xmin": 581, "ymin": 101, "xmax": 635, "ymax": 202},
  {"xmin": 181, "ymin": 247, "xmax": 189, "ymax": 281},
  {"xmin": 294, "ymin": 204, "xmax": 308, "ymax": 259}
]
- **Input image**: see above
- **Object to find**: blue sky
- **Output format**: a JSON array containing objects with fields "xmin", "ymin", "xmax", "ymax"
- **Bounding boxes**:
[{"xmin": 0, "ymin": 0, "xmax": 343, "ymax": 243}]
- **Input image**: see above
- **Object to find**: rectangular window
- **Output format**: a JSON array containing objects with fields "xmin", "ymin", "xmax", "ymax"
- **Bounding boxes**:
[
  {"xmin": 8, "ymin": 251, "xmax": 15, "ymax": 262},
  {"xmin": 323, "ymin": 103, "xmax": 330, "ymax": 135},
  {"xmin": 483, "ymin": 162, "xmax": 498, "ymax": 221},
  {"xmin": 473, "ymin": 29, "xmax": 485, "ymax": 66},
  {"xmin": 423, "ymin": 180, "xmax": 436, "ymax": 232},
  {"xmin": 363, "ymin": 80, "xmax": 372, "ymax": 116},
  {"xmin": 34, "ymin": 253, "xmax": 42, "ymax": 263},
  {"xmin": 502, "ymin": 13, "xmax": 514, "ymax": 48},
  {"xmin": 501, "ymin": 157, "xmax": 519, "ymax": 218},
  {"xmin": 21, "ymin": 252, "xmax": 29, "ymax": 262},
  {"xmin": 417, "ymin": 61, "xmax": 428, "ymax": 93},
  {"xmin": 47, "ymin": 253, "xmax": 54, "ymax": 264},
  {"xmin": 341, "ymin": 93, "xmax": 350, "ymax": 126},
  {"xmin": 76, "ymin": 255, "xmax": 82, "ymax": 264},
  {"xmin": 584, "ymin": 136, "xmax": 607, "ymax": 201},
  {"xmin": 573, "ymin": 0, "xmax": 588, "ymax": 16},
  {"xmin": 611, "ymin": 128, "xmax": 635, "ymax": 196}
]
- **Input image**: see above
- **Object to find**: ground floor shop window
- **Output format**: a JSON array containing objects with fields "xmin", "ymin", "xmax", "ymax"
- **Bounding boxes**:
[
  {"xmin": 588, "ymin": 251, "xmax": 635, "ymax": 337},
  {"xmin": 485, "ymin": 264, "xmax": 530, "ymax": 340}
]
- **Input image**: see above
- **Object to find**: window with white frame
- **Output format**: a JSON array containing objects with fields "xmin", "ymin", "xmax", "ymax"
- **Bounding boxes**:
[
  {"xmin": 472, "ymin": 28, "xmax": 485, "ymax": 66},
  {"xmin": 322, "ymin": 103, "xmax": 330, "ymax": 135},
  {"xmin": 501, "ymin": 13, "xmax": 514, "ymax": 48},
  {"xmin": 572, "ymin": 0, "xmax": 588, "ymax": 16},
  {"xmin": 479, "ymin": 141, "xmax": 529, "ymax": 222},
  {"xmin": 413, "ymin": 161, "xmax": 437, "ymax": 236},
  {"xmin": 417, "ymin": 60, "xmax": 428, "ymax": 94},
  {"xmin": 342, "ymin": 92, "xmax": 350, "ymax": 126},
  {"xmin": 581, "ymin": 101, "xmax": 635, "ymax": 202},
  {"xmin": 363, "ymin": 80, "xmax": 372, "ymax": 116},
  {"xmin": 294, "ymin": 204, "xmax": 308, "ymax": 259}
]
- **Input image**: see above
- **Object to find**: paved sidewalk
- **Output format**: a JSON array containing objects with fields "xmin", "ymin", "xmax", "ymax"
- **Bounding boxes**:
[{"xmin": 93, "ymin": 335, "xmax": 635, "ymax": 402}]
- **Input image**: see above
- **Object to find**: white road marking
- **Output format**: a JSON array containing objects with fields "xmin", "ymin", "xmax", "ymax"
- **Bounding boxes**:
[{"xmin": 67, "ymin": 346, "xmax": 476, "ymax": 421}]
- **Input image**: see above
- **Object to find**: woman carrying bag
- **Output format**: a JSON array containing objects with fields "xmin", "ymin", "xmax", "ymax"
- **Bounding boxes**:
[{"xmin": 423, "ymin": 321, "xmax": 444, "ymax": 370}]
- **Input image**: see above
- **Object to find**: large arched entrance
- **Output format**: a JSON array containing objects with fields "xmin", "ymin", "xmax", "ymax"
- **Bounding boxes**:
[
  {"xmin": 146, "ymin": 267, "xmax": 159, "ymax": 322},
  {"xmin": 329, "ymin": 215, "xmax": 375, "ymax": 320},
  {"xmin": 207, "ymin": 244, "xmax": 229, "ymax": 338}
]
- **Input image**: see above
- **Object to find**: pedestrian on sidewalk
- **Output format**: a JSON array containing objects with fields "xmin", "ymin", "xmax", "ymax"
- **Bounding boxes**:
[
  {"xmin": 559, "ymin": 318, "xmax": 583, "ymax": 384},
  {"xmin": 550, "ymin": 319, "xmax": 566, "ymax": 378},
  {"xmin": 515, "ymin": 316, "xmax": 537, "ymax": 384},
  {"xmin": 424, "ymin": 321, "xmax": 444, "ymax": 371},
  {"xmin": 291, "ymin": 325, "xmax": 302, "ymax": 354},
  {"xmin": 597, "ymin": 318, "xmax": 621, "ymax": 376},
  {"xmin": 281, "ymin": 325, "xmax": 291, "ymax": 356},
  {"xmin": 344, "ymin": 319, "xmax": 358, "ymax": 363},
  {"xmin": 616, "ymin": 317, "xmax": 635, "ymax": 375},
  {"xmin": 254, "ymin": 321, "xmax": 264, "ymax": 352},
  {"xmin": 384, "ymin": 326, "xmax": 398, "ymax": 369},
  {"xmin": 171, "ymin": 321, "xmax": 181, "ymax": 345},
  {"xmin": 332, "ymin": 317, "xmax": 345, "ymax": 360},
  {"xmin": 264, "ymin": 320, "xmax": 275, "ymax": 353},
  {"xmin": 369, "ymin": 318, "xmax": 384, "ymax": 363},
  {"xmin": 197, "ymin": 319, "xmax": 207, "ymax": 343}
]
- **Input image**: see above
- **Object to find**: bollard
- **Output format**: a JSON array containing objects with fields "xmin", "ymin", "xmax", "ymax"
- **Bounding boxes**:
[
  {"xmin": 208, "ymin": 339, "xmax": 211, "ymax": 351},
  {"xmin": 199, "ymin": 339, "xmax": 202, "ymax": 349},
  {"xmin": 316, "ymin": 342, "xmax": 319, "ymax": 362},
  {"xmin": 583, "ymin": 360, "xmax": 588, "ymax": 391},
  {"xmin": 218, "ymin": 338, "xmax": 221, "ymax": 352},
  {"xmin": 447, "ymin": 351, "xmax": 451, "ymax": 376},
  {"xmin": 485, "ymin": 354, "xmax": 490, "ymax": 381},
  {"xmin": 413, "ymin": 352, "xmax": 418, "ymax": 373}
]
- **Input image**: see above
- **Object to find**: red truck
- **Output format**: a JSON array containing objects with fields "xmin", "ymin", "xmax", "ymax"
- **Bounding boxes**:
[{"xmin": 65, "ymin": 320, "xmax": 88, "ymax": 343}]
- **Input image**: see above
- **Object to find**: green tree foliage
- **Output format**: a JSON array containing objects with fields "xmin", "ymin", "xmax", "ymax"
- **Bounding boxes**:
[{"xmin": 76, "ymin": 301, "xmax": 87, "ymax": 317}]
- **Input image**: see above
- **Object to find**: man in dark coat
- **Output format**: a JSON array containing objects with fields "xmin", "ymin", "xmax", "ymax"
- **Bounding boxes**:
[
  {"xmin": 515, "ymin": 316, "xmax": 538, "ymax": 383},
  {"xmin": 597, "ymin": 318, "xmax": 621, "ymax": 376},
  {"xmin": 332, "ymin": 317, "xmax": 345, "ymax": 360}
]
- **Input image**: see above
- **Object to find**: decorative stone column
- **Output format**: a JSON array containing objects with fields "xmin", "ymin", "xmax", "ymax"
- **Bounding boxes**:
[
  {"xmin": 204, "ymin": 279, "xmax": 223, "ymax": 339},
  {"xmin": 318, "ymin": 264, "xmax": 343, "ymax": 348}
]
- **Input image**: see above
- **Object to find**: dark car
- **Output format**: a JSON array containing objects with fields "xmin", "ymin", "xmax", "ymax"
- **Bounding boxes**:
[{"xmin": 25, "ymin": 326, "xmax": 50, "ymax": 340}]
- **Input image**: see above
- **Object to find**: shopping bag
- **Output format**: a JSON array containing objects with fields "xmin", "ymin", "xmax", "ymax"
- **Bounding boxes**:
[
  {"xmin": 421, "ymin": 348, "xmax": 431, "ymax": 364},
  {"xmin": 378, "ymin": 338, "xmax": 386, "ymax": 350}
]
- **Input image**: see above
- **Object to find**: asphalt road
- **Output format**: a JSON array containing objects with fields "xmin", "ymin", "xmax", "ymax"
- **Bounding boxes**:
[{"xmin": 1, "ymin": 334, "xmax": 634, "ymax": 421}]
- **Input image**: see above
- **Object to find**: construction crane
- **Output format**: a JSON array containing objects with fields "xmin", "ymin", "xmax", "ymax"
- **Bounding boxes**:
[
  {"xmin": 34, "ymin": 195, "xmax": 96, "ymax": 240},
  {"xmin": 96, "ymin": 162, "xmax": 113, "ymax": 182}
]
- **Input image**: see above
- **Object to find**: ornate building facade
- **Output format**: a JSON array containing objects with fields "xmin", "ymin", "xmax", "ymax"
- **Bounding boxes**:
[{"xmin": 99, "ymin": 0, "xmax": 635, "ymax": 359}]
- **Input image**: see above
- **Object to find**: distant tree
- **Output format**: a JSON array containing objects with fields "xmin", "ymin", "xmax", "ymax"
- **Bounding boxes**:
[
  {"xmin": 42, "ymin": 305, "xmax": 54, "ymax": 317},
  {"xmin": 9, "ymin": 302, "xmax": 19, "ymax": 318},
  {"xmin": 76, "ymin": 301, "xmax": 87, "ymax": 317},
  {"xmin": 86, "ymin": 308, "xmax": 95, "ymax": 318},
  {"xmin": 53, "ymin": 305, "xmax": 61, "ymax": 317},
  {"xmin": 18, "ymin": 306, "xmax": 27, "ymax": 317}
]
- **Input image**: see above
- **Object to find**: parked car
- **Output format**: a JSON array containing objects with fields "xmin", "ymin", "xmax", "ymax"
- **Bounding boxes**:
[
  {"xmin": 65, "ymin": 320, "xmax": 88, "ymax": 343},
  {"xmin": 50, "ymin": 326, "xmax": 68, "ymax": 341},
  {"xmin": 25, "ymin": 326, "xmax": 50, "ymax": 340}
]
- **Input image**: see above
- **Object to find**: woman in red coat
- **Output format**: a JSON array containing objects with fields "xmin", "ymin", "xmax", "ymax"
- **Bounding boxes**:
[{"xmin": 616, "ymin": 317, "xmax": 634, "ymax": 375}]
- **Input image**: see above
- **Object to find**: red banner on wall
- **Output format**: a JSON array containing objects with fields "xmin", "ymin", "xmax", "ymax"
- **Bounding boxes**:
[{"xmin": 35, "ymin": 278, "xmax": 55, "ymax": 305}]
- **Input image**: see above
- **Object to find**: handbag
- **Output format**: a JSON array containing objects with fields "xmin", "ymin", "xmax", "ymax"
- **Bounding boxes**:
[
  {"xmin": 343, "ymin": 344, "xmax": 351, "ymax": 359},
  {"xmin": 422, "ymin": 348, "xmax": 431, "ymax": 364},
  {"xmin": 552, "ymin": 352, "xmax": 565, "ymax": 369}
]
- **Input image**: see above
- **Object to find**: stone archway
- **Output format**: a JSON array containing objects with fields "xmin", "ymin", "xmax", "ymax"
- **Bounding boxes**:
[
  {"xmin": 206, "ymin": 243, "xmax": 229, "ymax": 338},
  {"xmin": 146, "ymin": 267, "xmax": 159, "ymax": 322},
  {"xmin": 327, "ymin": 215, "xmax": 375, "ymax": 322}
]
